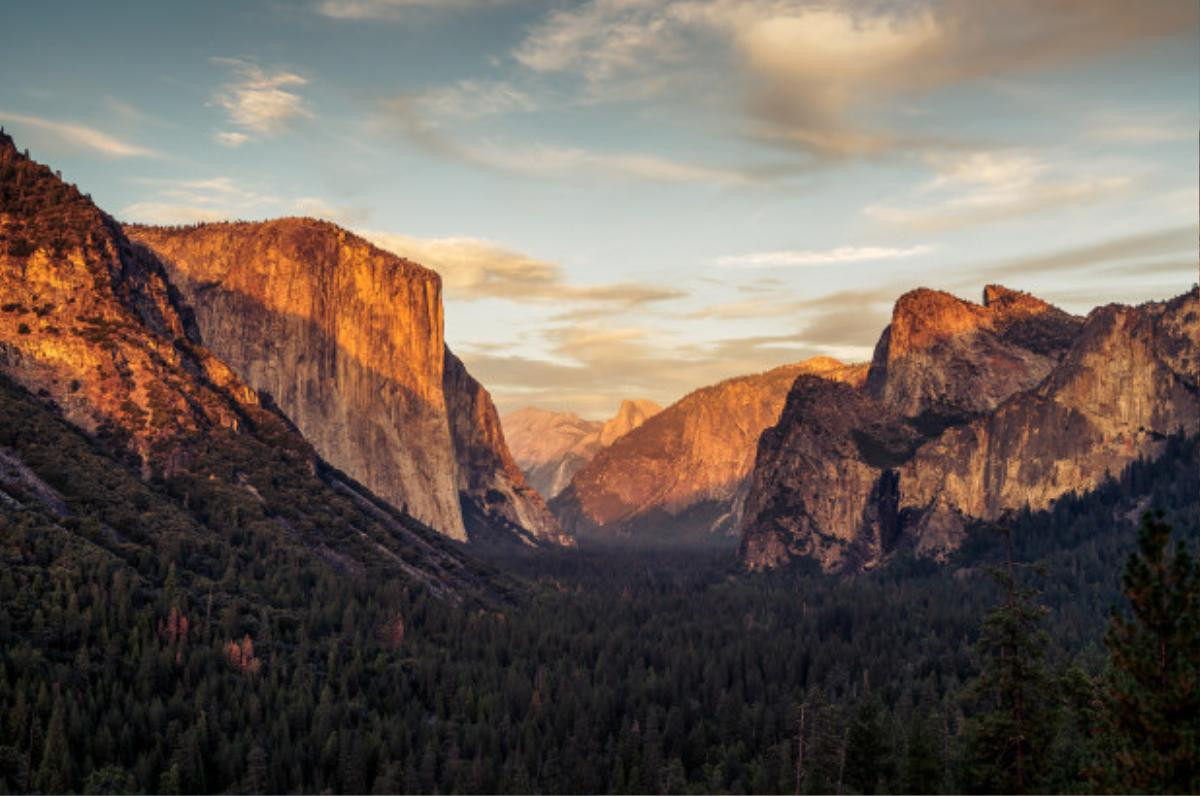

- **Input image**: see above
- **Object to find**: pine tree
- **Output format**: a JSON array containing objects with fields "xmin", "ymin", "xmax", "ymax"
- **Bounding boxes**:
[
  {"xmin": 35, "ymin": 691, "xmax": 71, "ymax": 794},
  {"xmin": 1102, "ymin": 510, "xmax": 1200, "ymax": 793},
  {"xmin": 844, "ymin": 692, "xmax": 895, "ymax": 794},
  {"xmin": 962, "ymin": 528, "xmax": 1055, "ymax": 794}
]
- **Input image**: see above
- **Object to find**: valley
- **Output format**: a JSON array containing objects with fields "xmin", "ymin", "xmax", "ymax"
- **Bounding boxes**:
[{"xmin": 0, "ymin": 70, "xmax": 1197, "ymax": 795}]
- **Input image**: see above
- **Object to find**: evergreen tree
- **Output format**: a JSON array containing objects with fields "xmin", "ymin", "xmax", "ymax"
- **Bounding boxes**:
[
  {"xmin": 844, "ymin": 692, "xmax": 895, "ymax": 794},
  {"xmin": 1102, "ymin": 510, "xmax": 1200, "ymax": 793},
  {"xmin": 35, "ymin": 691, "xmax": 71, "ymax": 794},
  {"xmin": 962, "ymin": 529, "xmax": 1056, "ymax": 794}
]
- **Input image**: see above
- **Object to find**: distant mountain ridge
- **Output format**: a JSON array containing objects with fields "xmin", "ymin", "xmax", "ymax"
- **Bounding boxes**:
[
  {"xmin": 503, "ymin": 399, "xmax": 661, "ymax": 499},
  {"xmin": 552, "ymin": 358, "xmax": 868, "ymax": 542},
  {"xmin": 739, "ymin": 285, "xmax": 1200, "ymax": 571}
]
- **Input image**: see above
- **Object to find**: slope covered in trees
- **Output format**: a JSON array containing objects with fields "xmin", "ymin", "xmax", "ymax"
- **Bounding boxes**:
[{"xmin": 1, "ymin": 360, "xmax": 1195, "ymax": 794}]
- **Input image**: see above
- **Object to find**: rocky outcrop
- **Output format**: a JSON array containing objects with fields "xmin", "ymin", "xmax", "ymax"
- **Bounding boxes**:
[
  {"xmin": 739, "ymin": 286, "xmax": 1199, "ymax": 572},
  {"xmin": 127, "ymin": 220, "xmax": 565, "ymax": 545},
  {"xmin": 739, "ymin": 377, "xmax": 914, "ymax": 570},
  {"xmin": 443, "ymin": 350, "xmax": 571, "ymax": 546},
  {"xmin": 503, "ymin": 399, "xmax": 661, "ymax": 499},
  {"xmin": 865, "ymin": 285, "xmax": 1082, "ymax": 418},
  {"xmin": 554, "ymin": 358, "xmax": 867, "ymax": 541}
]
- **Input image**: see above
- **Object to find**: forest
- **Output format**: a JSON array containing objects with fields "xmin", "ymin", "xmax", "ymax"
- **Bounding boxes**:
[{"xmin": 0, "ymin": 367, "xmax": 1196, "ymax": 794}]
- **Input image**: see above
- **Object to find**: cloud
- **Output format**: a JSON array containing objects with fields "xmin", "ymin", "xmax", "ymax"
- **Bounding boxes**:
[
  {"xmin": 865, "ymin": 150, "xmax": 1134, "ymax": 231},
  {"xmin": 413, "ymin": 79, "xmax": 537, "ymax": 119},
  {"xmin": 290, "ymin": 197, "xmax": 369, "ymax": 226},
  {"xmin": 981, "ymin": 225, "xmax": 1197, "ymax": 279},
  {"xmin": 367, "ymin": 232, "xmax": 684, "ymax": 306},
  {"xmin": 379, "ymin": 96, "xmax": 771, "ymax": 185},
  {"xmin": 0, "ymin": 111, "xmax": 162, "ymax": 158},
  {"xmin": 460, "ymin": 279, "xmax": 913, "ymax": 416},
  {"xmin": 120, "ymin": 175, "xmax": 360, "ymax": 225},
  {"xmin": 511, "ymin": 0, "xmax": 1196, "ymax": 160},
  {"xmin": 716, "ymin": 244, "xmax": 931, "ymax": 268},
  {"xmin": 214, "ymin": 131, "xmax": 251, "ymax": 147},
  {"xmin": 459, "ymin": 324, "xmax": 836, "ymax": 418},
  {"xmin": 211, "ymin": 58, "xmax": 311, "ymax": 139},
  {"xmin": 1087, "ymin": 112, "xmax": 1194, "ymax": 144},
  {"xmin": 315, "ymin": 0, "xmax": 505, "ymax": 19}
]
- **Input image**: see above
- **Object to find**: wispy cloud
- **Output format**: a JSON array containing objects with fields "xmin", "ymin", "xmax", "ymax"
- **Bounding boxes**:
[
  {"xmin": 982, "ymin": 225, "xmax": 1197, "ymax": 278},
  {"xmin": 368, "ymin": 232, "xmax": 684, "ymax": 306},
  {"xmin": 0, "ymin": 111, "xmax": 162, "ymax": 158},
  {"xmin": 379, "ymin": 96, "xmax": 772, "ymax": 185},
  {"xmin": 214, "ymin": 131, "xmax": 252, "ymax": 148},
  {"xmin": 865, "ymin": 150, "xmax": 1134, "ymax": 231},
  {"xmin": 413, "ymin": 79, "xmax": 537, "ymax": 119},
  {"xmin": 315, "ymin": 0, "xmax": 505, "ymax": 19},
  {"xmin": 211, "ymin": 57, "xmax": 312, "ymax": 141},
  {"xmin": 120, "ymin": 175, "xmax": 360, "ymax": 225},
  {"xmin": 1086, "ymin": 112, "xmax": 1194, "ymax": 144},
  {"xmin": 716, "ymin": 244, "xmax": 932, "ymax": 268},
  {"xmin": 460, "ymin": 324, "xmax": 836, "ymax": 418}
]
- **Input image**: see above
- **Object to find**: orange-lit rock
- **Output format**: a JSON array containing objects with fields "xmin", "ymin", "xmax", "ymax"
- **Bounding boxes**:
[{"xmin": 555, "ymin": 357, "xmax": 867, "ymax": 541}]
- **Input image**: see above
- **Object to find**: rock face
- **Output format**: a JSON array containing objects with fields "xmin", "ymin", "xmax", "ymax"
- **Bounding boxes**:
[
  {"xmin": 897, "ymin": 290, "xmax": 1200, "ymax": 558},
  {"xmin": 865, "ymin": 285, "xmax": 1083, "ymax": 418},
  {"xmin": 126, "ymin": 220, "xmax": 564, "ymax": 545},
  {"xmin": 503, "ymin": 399, "xmax": 661, "ymax": 499},
  {"xmin": 0, "ymin": 132, "xmax": 254, "ymax": 461},
  {"xmin": 443, "ymin": 350, "xmax": 570, "ymax": 545},
  {"xmin": 739, "ymin": 286, "xmax": 1200, "ymax": 572},
  {"xmin": 554, "ymin": 358, "xmax": 867, "ymax": 541}
]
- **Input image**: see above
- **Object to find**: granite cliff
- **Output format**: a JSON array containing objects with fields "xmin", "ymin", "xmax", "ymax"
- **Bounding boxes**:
[
  {"xmin": 553, "ymin": 358, "xmax": 867, "ymax": 541},
  {"xmin": 127, "ymin": 220, "xmax": 564, "ymax": 545},
  {"xmin": 503, "ymin": 399, "xmax": 661, "ymax": 499},
  {"xmin": 739, "ymin": 285, "xmax": 1199, "ymax": 571},
  {"xmin": 443, "ymin": 350, "xmax": 569, "ymax": 545},
  {"xmin": 0, "ymin": 132, "xmax": 492, "ymax": 592}
]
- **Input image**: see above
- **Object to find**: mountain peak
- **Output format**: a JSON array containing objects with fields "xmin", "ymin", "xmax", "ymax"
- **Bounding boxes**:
[
  {"xmin": 599, "ymin": 399, "xmax": 662, "ymax": 447},
  {"xmin": 982, "ymin": 284, "xmax": 1064, "ymax": 317},
  {"xmin": 887, "ymin": 288, "xmax": 990, "ymax": 357}
]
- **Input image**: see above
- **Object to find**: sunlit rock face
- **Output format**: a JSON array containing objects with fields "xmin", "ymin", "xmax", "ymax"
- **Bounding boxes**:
[
  {"xmin": 0, "ymin": 132, "xmax": 259, "ymax": 467},
  {"xmin": 503, "ymin": 399, "xmax": 661, "ymax": 500},
  {"xmin": 865, "ymin": 285, "xmax": 1083, "ymax": 418},
  {"xmin": 443, "ymin": 349, "xmax": 570, "ymax": 546},
  {"xmin": 127, "ymin": 219, "xmax": 565, "ymax": 544},
  {"xmin": 739, "ymin": 285, "xmax": 1200, "ymax": 572},
  {"xmin": 553, "ymin": 358, "xmax": 867, "ymax": 542}
]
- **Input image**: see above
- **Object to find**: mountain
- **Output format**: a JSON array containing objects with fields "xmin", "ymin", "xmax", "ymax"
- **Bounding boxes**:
[
  {"xmin": 503, "ymin": 399, "xmax": 661, "ymax": 499},
  {"xmin": 739, "ymin": 285, "xmax": 1200, "ymax": 571},
  {"xmin": 0, "ymin": 131, "xmax": 494, "ymax": 594},
  {"xmin": 552, "ymin": 358, "xmax": 867, "ymax": 541},
  {"xmin": 125, "ymin": 220, "xmax": 565, "ymax": 546}
]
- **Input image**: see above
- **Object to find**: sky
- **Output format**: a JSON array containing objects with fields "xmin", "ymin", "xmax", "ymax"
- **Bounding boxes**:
[{"xmin": 1, "ymin": 0, "xmax": 1196, "ymax": 419}]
